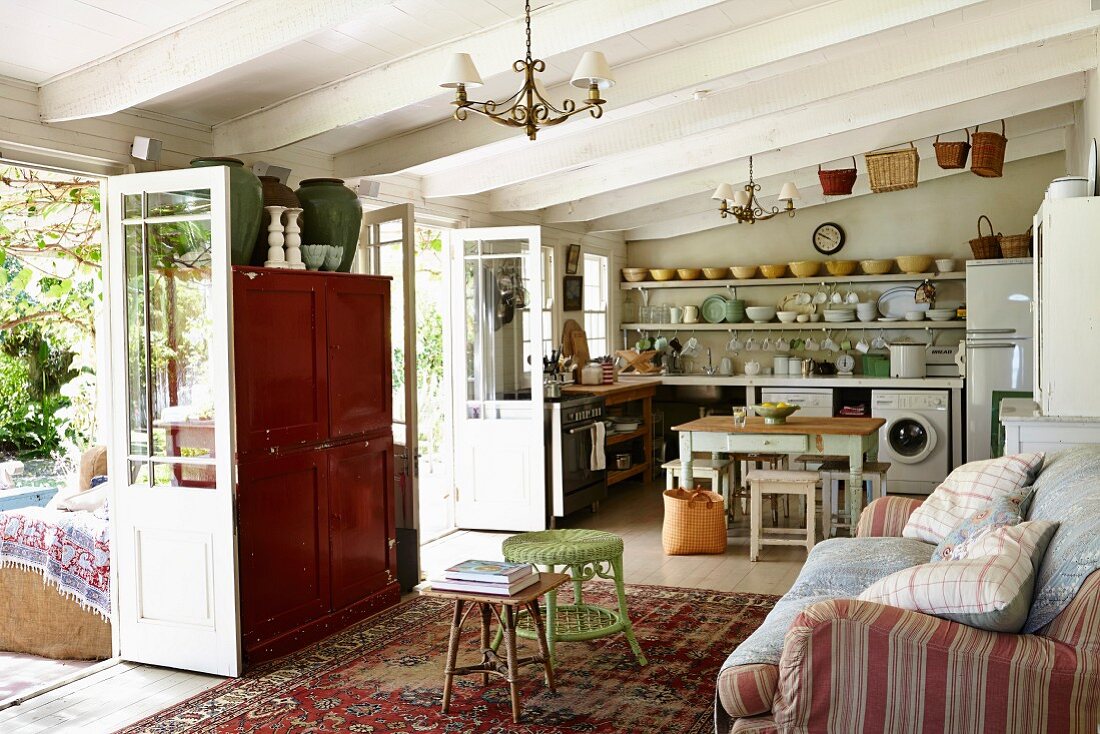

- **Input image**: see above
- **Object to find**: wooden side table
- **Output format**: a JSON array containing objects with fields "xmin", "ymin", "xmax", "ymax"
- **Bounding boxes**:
[{"xmin": 423, "ymin": 572, "xmax": 569, "ymax": 724}]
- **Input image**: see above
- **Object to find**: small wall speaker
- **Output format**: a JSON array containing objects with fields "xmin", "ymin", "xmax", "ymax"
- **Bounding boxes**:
[
  {"xmin": 251, "ymin": 162, "xmax": 292, "ymax": 184},
  {"xmin": 131, "ymin": 136, "xmax": 163, "ymax": 162},
  {"xmin": 359, "ymin": 179, "xmax": 382, "ymax": 198}
]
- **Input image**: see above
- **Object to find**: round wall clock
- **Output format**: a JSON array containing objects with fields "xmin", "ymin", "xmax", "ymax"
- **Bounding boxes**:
[{"xmin": 812, "ymin": 222, "xmax": 845, "ymax": 255}]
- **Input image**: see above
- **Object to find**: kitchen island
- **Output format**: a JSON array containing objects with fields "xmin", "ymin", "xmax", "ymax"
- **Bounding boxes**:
[{"xmin": 564, "ymin": 379, "xmax": 660, "ymax": 487}]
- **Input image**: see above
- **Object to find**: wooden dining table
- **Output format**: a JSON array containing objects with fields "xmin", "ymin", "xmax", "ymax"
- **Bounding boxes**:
[{"xmin": 672, "ymin": 416, "xmax": 886, "ymax": 529}]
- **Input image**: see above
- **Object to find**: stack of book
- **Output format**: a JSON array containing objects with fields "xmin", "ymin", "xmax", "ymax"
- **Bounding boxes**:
[{"xmin": 429, "ymin": 559, "xmax": 540, "ymax": 596}]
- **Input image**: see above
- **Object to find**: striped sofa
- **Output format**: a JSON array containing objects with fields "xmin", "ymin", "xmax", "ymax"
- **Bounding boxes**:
[{"xmin": 717, "ymin": 448, "xmax": 1100, "ymax": 733}]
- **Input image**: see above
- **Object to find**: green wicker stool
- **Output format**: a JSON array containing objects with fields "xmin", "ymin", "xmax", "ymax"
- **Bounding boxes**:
[{"xmin": 498, "ymin": 529, "xmax": 646, "ymax": 667}]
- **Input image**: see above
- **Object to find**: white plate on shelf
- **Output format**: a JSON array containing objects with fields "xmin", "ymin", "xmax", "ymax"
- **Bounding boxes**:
[
  {"xmin": 877, "ymin": 286, "xmax": 930, "ymax": 319},
  {"xmin": 878, "ymin": 316, "xmax": 902, "ymax": 322}
]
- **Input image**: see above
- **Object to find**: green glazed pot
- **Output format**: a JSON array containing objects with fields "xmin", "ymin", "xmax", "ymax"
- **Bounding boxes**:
[
  {"xmin": 189, "ymin": 157, "xmax": 262, "ymax": 266},
  {"xmin": 295, "ymin": 178, "xmax": 362, "ymax": 272}
]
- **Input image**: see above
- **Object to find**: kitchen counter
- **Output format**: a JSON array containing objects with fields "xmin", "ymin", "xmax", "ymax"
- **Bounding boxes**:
[
  {"xmin": 621, "ymin": 374, "xmax": 963, "ymax": 389},
  {"xmin": 999, "ymin": 398, "xmax": 1100, "ymax": 423},
  {"xmin": 562, "ymin": 378, "xmax": 662, "ymax": 398}
]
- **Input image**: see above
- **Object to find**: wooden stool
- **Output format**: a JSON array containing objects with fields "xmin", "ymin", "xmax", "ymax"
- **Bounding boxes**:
[
  {"xmin": 747, "ymin": 470, "xmax": 818, "ymax": 561},
  {"xmin": 818, "ymin": 460, "xmax": 891, "ymax": 537},
  {"xmin": 424, "ymin": 572, "xmax": 569, "ymax": 724},
  {"xmin": 662, "ymin": 458, "xmax": 733, "ymax": 518},
  {"xmin": 732, "ymin": 452, "xmax": 789, "ymax": 523}
]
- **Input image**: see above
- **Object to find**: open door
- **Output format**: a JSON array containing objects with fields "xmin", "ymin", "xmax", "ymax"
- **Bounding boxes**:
[
  {"xmin": 451, "ymin": 227, "xmax": 546, "ymax": 531},
  {"xmin": 105, "ymin": 167, "xmax": 241, "ymax": 676},
  {"xmin": 359, "ymin": 204, "xmax": 420, "ymax": 586}
]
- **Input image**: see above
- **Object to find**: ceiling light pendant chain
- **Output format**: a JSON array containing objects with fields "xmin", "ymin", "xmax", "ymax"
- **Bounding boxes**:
[
  {"xmin": 439, "ymin": 3, "xmax": 615, "ymax": 141},
  {"xmin": 712, "ymin": 155, "xmax": 801, "ymax": 224}
]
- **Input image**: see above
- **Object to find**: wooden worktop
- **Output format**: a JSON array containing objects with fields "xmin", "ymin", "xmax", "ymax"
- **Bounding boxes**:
[
  {"xmin": 673, "ymin": 415, "xmax": 885, "ymax": 436},
  {"xmin": 562, "ymin": 378, "xmax": 660, "ymax": 398}
]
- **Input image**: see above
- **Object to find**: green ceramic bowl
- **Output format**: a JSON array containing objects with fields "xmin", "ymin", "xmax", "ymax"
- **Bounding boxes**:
[{"xmin": 752, "ymin": 404, "xmax": 801, "ymax": 425}]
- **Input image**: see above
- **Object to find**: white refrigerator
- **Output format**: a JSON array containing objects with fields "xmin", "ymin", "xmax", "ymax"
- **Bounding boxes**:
[{"xmin": 965, "ymin": 259, "xmax": 1034, "ymax": 462}]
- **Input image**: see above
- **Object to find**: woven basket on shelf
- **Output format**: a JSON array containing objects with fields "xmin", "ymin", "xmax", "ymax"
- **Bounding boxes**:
[
  {"xmin": 969, "ymin": 215, "xmax": 1003, "ymax": 259},
  {"xmin": 866, "ymin": 143, "xmax": 919, "ymax": 193},
  {"xmin": 818, "ymin": 157, "xmax": 857, "ymax": 196},
  {"xmin": 1000, "ymin": 227, "xmax": 1032, "ymax": 258},
  {"xmin": 971, "ymin": 120, "xmax": 1007, "ymax": 178},
  {"xmin": 934, "ymin": 128, "xmax": 971, "ymax": 170}
]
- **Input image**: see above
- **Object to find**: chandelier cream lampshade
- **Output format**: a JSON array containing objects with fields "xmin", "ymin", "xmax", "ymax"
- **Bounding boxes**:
[
  {"xmin": 440, "ymin": 53, "xmax": 483, "ymax": 88},
  {"xmin": 439, "ymin": 1, "xmax": 613, "ymax": 140},
  {"xmin": 714, "ymin": 156, "xmax": 799, "ymax": 224}
]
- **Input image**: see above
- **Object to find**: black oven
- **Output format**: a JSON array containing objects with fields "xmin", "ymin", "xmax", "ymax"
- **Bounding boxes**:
[{"xmin": 548, "ymin": 395, "xmax": 608, "ymax": 521}]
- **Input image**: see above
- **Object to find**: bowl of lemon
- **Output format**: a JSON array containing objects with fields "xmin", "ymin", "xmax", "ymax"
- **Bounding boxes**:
[{"xmin": 752, "ymin": 402, "xmax": 800, "ymax": 425}]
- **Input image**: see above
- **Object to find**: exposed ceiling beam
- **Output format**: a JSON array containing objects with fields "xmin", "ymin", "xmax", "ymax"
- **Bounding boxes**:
[
  {"xmin": 487, "ymin": 33, "xmax": 1095, "ymax": 212},
  {"xmin": 585, "ymin": 105, "xmax": 1075, "ymax": 233},
  {"xmin": 335, "ymin": 0, "xmax": 984, "ymax": 178},
  {"xmin": 622, "ymin": 127, "xmax": 1066, "ymax": 240},
  {"xmin": 38, "ymin": 0, "xmax": 400, "ymax": 122},
  {"xmin": 212, "ymin": 0, "xmax": 731, "ymax": 154},
  {"xmin": 418, "ymin": 0, "xmax": 1098, "ymax": 198}
]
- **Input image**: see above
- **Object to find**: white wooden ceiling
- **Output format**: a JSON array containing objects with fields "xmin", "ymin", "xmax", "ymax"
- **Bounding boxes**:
[{"xmin": 7, "ymin": 0, "xmax": 1099, "ymax": 239}]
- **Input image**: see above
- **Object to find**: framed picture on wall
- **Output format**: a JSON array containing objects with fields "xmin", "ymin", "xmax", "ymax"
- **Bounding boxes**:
[
  {"xmin": 565, "ymin": 244, "xmax": 581, "ymax": 274},
  {"xmin": 563, "ymin": 275, "xmax": 583, "ymax": 311}
]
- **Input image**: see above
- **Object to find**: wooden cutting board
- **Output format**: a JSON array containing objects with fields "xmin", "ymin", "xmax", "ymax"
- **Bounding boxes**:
[
  {"xmin": 571, "ymin": 330, "xmax": 590, "ymax": 365},
  {"xmin": 561, "ymin": 318, "xmax": 582, "ymax": 357}
]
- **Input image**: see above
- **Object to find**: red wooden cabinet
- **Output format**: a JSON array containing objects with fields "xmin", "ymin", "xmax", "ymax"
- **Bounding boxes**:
[
  {"xmin": 232, "ymin": 267, "xmax": 399, "ymax": 665},
  {"xmin": 233, "ymin": 270, "xmax": 329, "ymax": 457},
  {"xmin": 328, "ymin": 434, "xmax": 395, "ymax": 610}
]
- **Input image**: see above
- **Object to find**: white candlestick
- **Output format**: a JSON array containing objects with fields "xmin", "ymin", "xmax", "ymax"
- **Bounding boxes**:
[
  {"xmin": 283, "ymin": 207, "xmax": 305, "ymax": 269},
  {"xmin": 263, "ymin": 206, "xmax": 287, "ymax": 268}
]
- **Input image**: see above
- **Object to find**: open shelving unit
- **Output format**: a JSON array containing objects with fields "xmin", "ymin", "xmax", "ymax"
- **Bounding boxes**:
[
  {"xmin": 621, "ymin": 320, "xmax": 966, "ymax": 331},
  {"xmin": 619, "ymin": 270, "xmax": 966, "ymax": 291}
]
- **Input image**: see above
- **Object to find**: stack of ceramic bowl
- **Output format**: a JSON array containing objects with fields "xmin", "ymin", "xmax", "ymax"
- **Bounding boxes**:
[
  {"xmin": 856, "ymin": 302, "xmax": 878, "ymax": 322},
  {"xmin": 927, "ymin": 308, "xmax": 957, "ymax": 321},
  {"xmin": 823, "ymin": 306, "xmax": 856, "ymax": 323},
  {"xmin": 622, "ymin": 267, "xmax": 649, "ymax": 282},
  {"xmin": 725, "ymin": 299, "xmax": 746, "ymax": 323},
  {"xmin": 745, "ymin": 306, "xmax": 776, "ymax": 323}
]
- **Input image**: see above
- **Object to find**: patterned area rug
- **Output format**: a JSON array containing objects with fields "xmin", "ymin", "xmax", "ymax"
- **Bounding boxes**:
[{"xmin": 119, "ymin": 583, "xmax": 778, "ymax": 734}]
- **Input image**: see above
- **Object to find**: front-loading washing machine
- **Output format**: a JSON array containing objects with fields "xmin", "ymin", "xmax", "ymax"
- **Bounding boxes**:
[{"xmin": 871, "ymin": 390, "xmax": 951, "ymax": 495}]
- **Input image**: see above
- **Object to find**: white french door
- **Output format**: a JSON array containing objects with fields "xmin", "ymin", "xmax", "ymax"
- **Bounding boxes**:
[
  {"xmin": 358, "ymin": 204, "xmax": 420, "ymax": 538},
  {"xmin": 105, "ymin": 168, "xmax": 241, "ymax": 676},
  {"xmin": 451, "ymin": 227, "xmax": 546, "ymax": 531}
]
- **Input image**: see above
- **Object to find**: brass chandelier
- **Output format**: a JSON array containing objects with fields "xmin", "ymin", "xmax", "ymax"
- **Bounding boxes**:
[
  {"xmin": 439, "ymin": 1, "xmax": 615, "ymax": 141},
  {"xmin": 712, "ymin": 156, "xmax": 800, "ymax": 224}
]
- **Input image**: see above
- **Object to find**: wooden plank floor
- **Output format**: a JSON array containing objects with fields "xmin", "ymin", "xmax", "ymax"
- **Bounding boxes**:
[
  {"xmin": 421, "ymin": 476, "xmax": 810, "ymax": 596},
  {"xmin": 2, "ymin": 476, "xmax": 812, "ymax": 732}
]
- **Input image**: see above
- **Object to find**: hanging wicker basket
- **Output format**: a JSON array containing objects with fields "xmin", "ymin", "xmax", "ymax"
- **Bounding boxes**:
[
  {"xmin": 1000, "ymin": 227, "xmax": 1032, "ymax": 258},
  {"xmin": 818, "ymin": 157, "xmax": 857, "ymax": 196},
  {"xmin": 866, "ymin": 143, "xmax": 919, "ymax": 193},
  {"xmin": 971, "ymin": 120, "xmax": 1007, "ymax": 178},
  {"xmin": 934, "ymin": 128, "xmax": 971, "ymax": 170},
  {"xmin": 969, "ymin": 214, "xmax": 1003, "ymax": 260}
]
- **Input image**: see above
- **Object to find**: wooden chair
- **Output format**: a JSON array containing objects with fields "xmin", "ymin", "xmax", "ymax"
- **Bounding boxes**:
[
  {"xmin": 731, "ymin": 452, "xmax": 789, "ymax": 523},
  {"xmin": 747, "ymin": 470, "xmax": 819, "ymax": 561},
  {"xmin": 817, "ymin": 460, "xmax": 891, "ymax": 537}
]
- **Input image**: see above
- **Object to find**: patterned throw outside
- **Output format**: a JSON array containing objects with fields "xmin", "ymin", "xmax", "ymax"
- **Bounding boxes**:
[
  {"xmin": 117, "ymin": 583, "xmax": 778, "ymax": 734},
  {"xmin": 0, "ymin": 506, "xmax": 110, "ymax": 619}
]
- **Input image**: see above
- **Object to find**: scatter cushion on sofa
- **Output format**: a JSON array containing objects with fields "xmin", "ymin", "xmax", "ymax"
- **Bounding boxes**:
[
  {"xmin": 902, "ymin": 453, "xmax": 1044, "ymax": 544},
  {"xmin": 859, "ymin": 520, "xmax": 1059, "ymax": 633},
  {"xmin": 931, "ymin": 491, "xmax": 1031, "ymax": 561}
]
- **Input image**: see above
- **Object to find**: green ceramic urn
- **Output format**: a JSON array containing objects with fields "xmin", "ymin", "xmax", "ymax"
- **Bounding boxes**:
[
  {"xmin": 295, "ymin": 178, "xmax": 362, "ymax": 272},
  {"xmin": 188, "ymin": 157, "xmax": 262, "ymax": 266}
]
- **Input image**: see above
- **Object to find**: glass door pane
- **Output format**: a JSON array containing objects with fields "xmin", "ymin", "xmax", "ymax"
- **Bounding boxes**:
[{"xmin": 122, "ymin": 193, "xmax": 217, "ymax": 488}]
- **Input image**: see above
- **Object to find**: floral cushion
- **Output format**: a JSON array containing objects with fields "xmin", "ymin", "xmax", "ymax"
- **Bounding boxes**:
[
  {"xmin": 902, "ymin": 453, "xmax": 1044, "ymax": 544},
  {"xmin": 860, "ymin": 520, "xmax": 1059, "ymax": 633},
  {"xmin": 930, "ymin": 491, "xmax": 1030, "ymax": 561}
]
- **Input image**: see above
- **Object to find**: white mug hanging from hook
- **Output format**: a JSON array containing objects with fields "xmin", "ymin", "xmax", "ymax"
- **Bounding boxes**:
[
  {"xmin": 872, "ymin": 329, "xmax": 887, "ymax": 350},
  {"xmin": 727, "ymin": 331, "xmax": 743, "ymax": 352},
  {"xmin": 823, "ymin": 332, "xmax": 839, "ymax": 352}
]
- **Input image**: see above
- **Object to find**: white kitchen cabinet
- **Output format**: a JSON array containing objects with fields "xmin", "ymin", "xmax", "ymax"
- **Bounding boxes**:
[
  {"xmin": 1001, "ymin": 398, "xmax": 1100, "ymax": 454},
  {"xmin": 1033, "ymin": 198, "xmax": 1100, "ymax": 417}
]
